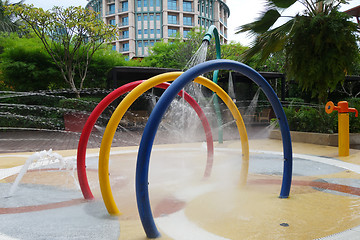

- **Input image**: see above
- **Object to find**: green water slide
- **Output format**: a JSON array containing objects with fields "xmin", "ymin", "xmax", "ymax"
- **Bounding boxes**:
[{"xmin": 202, "ymin": 25, "xmax": 223, "ymax": 143}]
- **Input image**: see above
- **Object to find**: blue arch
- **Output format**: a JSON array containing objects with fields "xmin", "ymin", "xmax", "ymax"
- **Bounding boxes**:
[{"xmin": 135, "ymin": 59, "xmax": 293, "ymax": 238}]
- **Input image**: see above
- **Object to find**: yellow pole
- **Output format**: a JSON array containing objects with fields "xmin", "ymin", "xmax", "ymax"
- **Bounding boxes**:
[{"xmin": 338, "ymin": 112, "xmax": 350, "ymax": 157}]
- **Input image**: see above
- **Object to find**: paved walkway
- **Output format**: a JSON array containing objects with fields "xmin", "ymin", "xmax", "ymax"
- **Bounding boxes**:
[
  {"xmin": 0, "ymin": 129, "xmax": 142, "ymax": 153},
  {"xmin": 1, "ymin": 139, "xmax": 360, "ymax": 239}
]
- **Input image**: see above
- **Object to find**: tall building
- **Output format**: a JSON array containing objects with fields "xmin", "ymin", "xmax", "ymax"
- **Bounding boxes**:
[{"xmin": 86, "ymin": 0, "xmax": 230, "ymax": 59}]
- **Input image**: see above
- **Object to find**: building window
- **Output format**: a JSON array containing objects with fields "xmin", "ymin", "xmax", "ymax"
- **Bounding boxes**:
[
  {"xmin": 150, "ymin": 0, "xmax": 154, "ymax": 7},
  {"xmin": 108, "ymin": 4, "xmax": 115, "ymax": 14},
  {"xmin": 156, "ymin": 14, "xmax": 160, "ymax": 21},
  {"xmin": 144, "ymin": 0, "xmax": 148, "ymax": 7},
  {"xmin": 183, "ymin": 29, "xmax": 190, "ymax": 38},
  {"xmin": 168, "ymin": 28, "xmax": 177, "ymax": 37},
  {"xmin": 137, "ymin": 0, "xmax": 142, "ymax": 7},
  {"xmin": 168, "ymin": 15, "xmax": 177, "ymax": 25},
  {"xmin": 122, "ymin": 30, "xmax": 129, "ymax": 38},
  {"xmin": 122, "ymin": 17, "xmax": 129, "ymax": 26},
  {"xmin": 144, "ymin": 29, "xmax": 148, "ymax": 35},
  {"xmin": 144, "ymin": 41, "xmax": 149, "ymax": 47},
  {"xmin": 138, "ymin": 42, "xmax": 142, "ymax": 47},
  {"xmin": 183, "ymin": 1, "xmax": 192, "ymax": 12},
  {"xmin": 111, "ymin": 44, "xmax": 116, "ymax": 51},
  {"xmin": 150, "ymin": 29, "xmax": 154, "ymax": 34},
  {"xmin": 138, "ymin": 29, "xmax": 142, "ymax": 35},
  {"xmin": 121, "ymin": 1, "xmax": 128, "ymax": 11},
  {"xmin": 144, "ymin": 15, "xmax": 148, "ymax": 21},
  {"xmin": 150, "ymin": 41, "xmax": 154, "ymax": 46},
  {"xmin": 156, "ymin": 29, "xmax": 161, "ymax": 34},
  {"xmin": 109, "ymin": 19, "xmax": 116, "ymax": 26},
  {"xmin": 183, "ymin": 16, "xmax": 192, "ymax": 26},
  {"xmin": 122, "ymin": 43, "xmax": 129, "ymax": 51},
  {"xmin": 150, "ymin": 14, "xmax": 154, "ymax": 21},
  {"xmin": 138, "ymin": 15, "xmax": 142, "ymax": 21},
  {"xmin": 168, "ymin": 0, "xmax": 177, "ymax": 10}
]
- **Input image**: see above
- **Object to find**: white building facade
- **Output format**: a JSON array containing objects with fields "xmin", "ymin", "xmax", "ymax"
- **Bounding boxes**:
[{"xmin": 86, "ymin": 0, "xmax": 230, "ymax": 59}]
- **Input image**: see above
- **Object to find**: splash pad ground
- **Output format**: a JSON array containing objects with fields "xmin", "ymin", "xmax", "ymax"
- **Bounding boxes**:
[{"xmin": 1, "ymin": 138, "xmax": 360, "ymax": 240}]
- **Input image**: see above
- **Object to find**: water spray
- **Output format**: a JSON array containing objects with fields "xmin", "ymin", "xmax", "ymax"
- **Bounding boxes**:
[
  {"xmin": 6, "ymin": 149, "xmax": 65, "ymax": 198},
  {"xmin": 202, "ymin": 25, "xmax": 224, "ymax": 143}
]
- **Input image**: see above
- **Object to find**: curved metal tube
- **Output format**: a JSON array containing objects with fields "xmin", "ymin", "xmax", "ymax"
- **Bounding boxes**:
[
  {"xmin": 77, "ymin": 79, "xmax": 214, "ymax": 200},
  {"xmin": 99, "ymin": 72, "xmax": 249, "ymax": 217},
  {"xmin": 135, "ymin": 59, "xmax": 292, "ymax": 238}
]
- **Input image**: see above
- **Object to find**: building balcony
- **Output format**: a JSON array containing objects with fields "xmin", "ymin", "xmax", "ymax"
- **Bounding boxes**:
[
  {"xmin": 118, "ymin": 9, "xmax": 129, "ymax": 13},
  {"xmin": 120, "ymin": 47, "xmax": 129, "ymax": 52},
  {"xmin": 119, "ymin": 22, "xmax": 129, "ymax": 27},
  {"xmin": 119, "ymin": 35, "xmax": 129, "ymax": 39},
  {"xmin": 106, "ymin": 10, "xmax": 115, "ymax": 15},
  {"xmin": 168, "ymin": 6, "xmax": 179, "ymax": 11},
  {"xmin": 183, "ymin": 7, "xmax": 193, "ymax": 12}
]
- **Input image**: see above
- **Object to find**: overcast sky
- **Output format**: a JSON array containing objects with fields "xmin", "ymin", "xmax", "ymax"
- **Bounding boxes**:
[{"xmin": 24, "ymin": 0, "xmax": 360, "ymax": 46}]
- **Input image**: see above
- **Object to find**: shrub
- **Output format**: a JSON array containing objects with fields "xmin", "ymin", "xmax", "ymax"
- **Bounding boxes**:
[
  {"xmin": 58, "ymin": 98, "xmax": 98, "ymax": 113},
  {"xmin": 346, "ymin": 98, "xmax": 360, "ymax": 133},
  {"xmin": 0, "ymin": 34, "xmax": 64, "ymax": 91},
  {"xmin": 283, "ymin": 106, "xmax": 337, "ymax": 133}
]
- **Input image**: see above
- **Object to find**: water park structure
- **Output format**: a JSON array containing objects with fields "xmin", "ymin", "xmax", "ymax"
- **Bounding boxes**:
[{"xmin": 1, "ymin": 24, "xmax": 360, "ymax": 240}]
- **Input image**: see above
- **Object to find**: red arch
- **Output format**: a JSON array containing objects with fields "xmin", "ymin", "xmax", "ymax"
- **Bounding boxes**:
[{"xmin": 77, "ymin": 81, "xmax": 214, "ymax": 200}]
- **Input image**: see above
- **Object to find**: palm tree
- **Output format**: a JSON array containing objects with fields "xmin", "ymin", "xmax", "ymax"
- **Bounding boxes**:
[
  {"xmin": 237, "ymin": 0, "xmax": 359, "ymax": 103},
  {"xmin": 0, "ymin": 0, "xmax": 22, "ymax": 33}
]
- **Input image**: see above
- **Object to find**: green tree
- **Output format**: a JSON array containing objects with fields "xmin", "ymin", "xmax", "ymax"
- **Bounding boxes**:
[
  {"xmin": 6, "ymin": 4, "xmax": 118, "ymax": 98},
  {"xmin": 85, "ymin": 46, "xmax": 127, "ymax": 88},
  {"xmin": 0, "ymin": 0, "xmax": 22, "ymax": 33},
  {"xmin": 237, "ymin": 0, "xmax": 359, "ymax": 103},
  {"xmin": 0, "ymin": 33, "xmax": 63, "ymax": 90},
  {"xmin": 144, "ymin": 28, "xmax": 247, "ymax": 70},
  {"xmin": 143, "ymin": 37, "xmax": 186, "ymax": 69},
  {"xmin": 143, "ymin": 28, "xmax": 216, "ymax": 69}
]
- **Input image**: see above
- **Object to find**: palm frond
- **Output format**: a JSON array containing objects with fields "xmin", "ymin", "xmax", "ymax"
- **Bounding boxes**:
[
  {"xmin": 236, "ymin": 9, "xmax": 281, "ymax": 35},
  {"xmin": 241, "ymin": 18, "xmax": 296, "ymax": 63},
  {"xmin": 266, "ymin": 0, "xmax": 298, "ymax": 8}
]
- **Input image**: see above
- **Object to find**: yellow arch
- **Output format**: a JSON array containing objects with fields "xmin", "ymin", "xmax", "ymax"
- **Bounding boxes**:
[{"xmin": 98, "ymin": 72, "xmax": 249, "ymax": 215}]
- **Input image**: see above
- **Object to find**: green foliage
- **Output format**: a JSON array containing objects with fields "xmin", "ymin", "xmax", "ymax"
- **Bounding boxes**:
[
  {"xmin": 0, "ymin": 91, "xmax": 109, "ymax": 130},
  {"xmin": 0, "ymin": 93, "xmax": 65, "ymax": 129},
  {"xmin": 143, "ymin": 38, "xmax": 185, "ymax": 69},
  {"xmin": 284, "ymin": 98, "xmax": 360, "ymax": 133},
  {"xmin": 0, "ymin": 0, "xmax": 22, "ymax": 33},
  {"xmin": 85, "ymin": 47, "xmax": 127, "ymax": 88},
  {"xmin": 237, "ymin": 0, "xmax": 357, "ymax": 103},
  {"xmin": 58, "ymin": 98, "xmax": 98, "ymax": 112},
  {"xmin": 0, "ymin": 33, "xmax": 64, "ymax": 91},
  {"xmin": 220, "ymin": 42, "xmax": 248, "ymax": 62},
  {"xmin": 0, "ymin": 33, "xmax": 128, "ymax": 91},
  {"xmin": 346, "ymin": 98, "xmax": 360, "ymax": 133},
  {"xmin": 284, "ymin": 106, "xmax": 338, "ymax": 133},
  {"xmin": 144, "ymin": 28, "xmax": 247, "ymax": 70},
  {"xmin": 267, "ymin": 0, "xmax": 297, "ymax": 8},
  {"xmin": 143, "ymin": 28, "xmax": 217, "ymax": 69},
  {"xmin": 5, "ymin": 4, "xmax": 119, "ymax": 97},
  {"xmin": 253, "ymin": 51, "xmax": 286, "ymax": 72},
  {"xmin": 286, "ymin": 11, "xmax": 359, "ymax": 103},
  {"xmin": 239, "ymin": 9, "xmax": 281, "ymax": 34}
]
